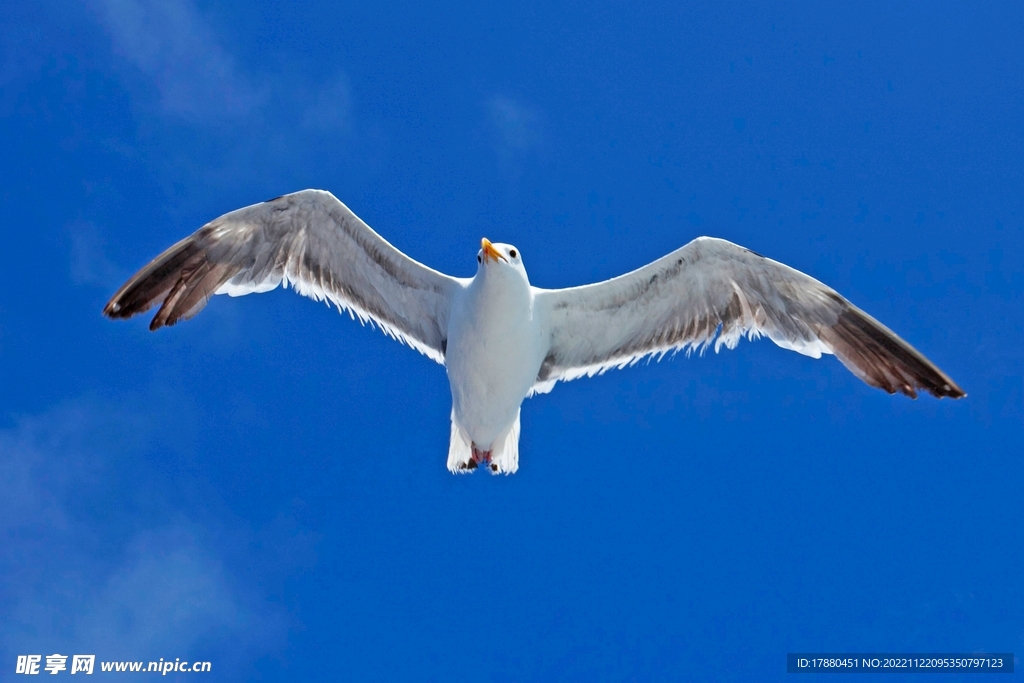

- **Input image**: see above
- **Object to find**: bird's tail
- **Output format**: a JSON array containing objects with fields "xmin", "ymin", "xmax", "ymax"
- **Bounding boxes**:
[
  {"xmin": 447, "ymin": 419, "xmax": 474, "ymax": 474},
  {"xmin": 490, "ymin": 413, "xmax": 520, "ymax": 475},
  {"xmin": 447, "ymin": 412, "xmax": 520, "ymax": 475}
]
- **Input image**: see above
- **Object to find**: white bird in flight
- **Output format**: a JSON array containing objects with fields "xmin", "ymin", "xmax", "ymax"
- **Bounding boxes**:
[{"xmin": 105, "ymin": 190, "xmax": 964, "ymax": 474}]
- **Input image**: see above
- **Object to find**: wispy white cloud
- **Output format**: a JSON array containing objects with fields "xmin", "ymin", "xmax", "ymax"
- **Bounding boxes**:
[
  {"xmin": 301, "ymin": 73, "xmax": 352, "ymax": 133},
  {"xmin": 88, "ymin": 0, "xmax": 264, "ymax": 122},
  {"xmin": 0, "ymin": 398, "xmax": 285, "ymax": 677},
  {"xmin": 81, "ymin": 0, "xmax": 357, "ymax": 198},
  {"xmin": 78, "ymin": 528, "xmax": 281, "ymax": 658},
  {"xmin": 0, "ymin": 401, "xmax": 126, "ymax": 536},
  {"xmin": 486, "ymin": 95, "xmax": 546, "ymax": 195},
  {"xmin": 87, "ymin": 0, "xmax": 356, "ymax": 139},
  {"xmin": 68, "ymin": 220, "xmax": 120, "ymax": 288},
  {"xmin": 488, "ymin": 95, "xmax": 544, "ymax": 159}
]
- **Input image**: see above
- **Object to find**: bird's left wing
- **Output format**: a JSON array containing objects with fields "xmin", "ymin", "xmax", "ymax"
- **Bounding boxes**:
[
  {"xmin": 532, "ymin": 237, "xmax": 964, "ymax": 398},
  {"xmin": 104, "ymin": 190, "xmax": 462, "ymax": 364}
]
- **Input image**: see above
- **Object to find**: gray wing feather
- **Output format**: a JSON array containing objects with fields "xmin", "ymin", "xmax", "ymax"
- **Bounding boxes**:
[
  {"xmin": 104, "ymin": 190, "xmax": 461, "ymax": 363},
  {"xmin": 533, "ymin": 237, "xmax": 964, "ymax": 399}
]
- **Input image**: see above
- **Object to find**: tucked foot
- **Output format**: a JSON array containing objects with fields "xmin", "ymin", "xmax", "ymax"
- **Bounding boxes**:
[
  {"xmin": 475, "ymin": 446, "xmax": 503, "ymax": 474},
  {"xmin": 455, "ymin": 445, "xmax": 493, "ymax": 472},
  {"xmin": 471, "ymin": 445, "xmax": 492, "ymax": 466}
]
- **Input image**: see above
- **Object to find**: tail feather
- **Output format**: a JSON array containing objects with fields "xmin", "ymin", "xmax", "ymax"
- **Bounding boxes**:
[
  {"xmin": 489, "ymin": 412, "xmax": 520, "ymax": 475},
  {"xmin": 447, "ymin": 417, "xmax": 474, "ymax": 474},
  {"xmin": 446, "ymin": 412, "xmax": 521, "ymax": 475}
]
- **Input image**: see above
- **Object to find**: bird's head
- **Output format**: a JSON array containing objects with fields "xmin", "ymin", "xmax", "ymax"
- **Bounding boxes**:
[{"xmin": 476, "ymin": 238, "xmax": 526, "ymax": 277}]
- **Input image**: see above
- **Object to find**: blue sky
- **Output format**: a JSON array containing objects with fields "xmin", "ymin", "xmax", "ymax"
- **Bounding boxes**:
[{"xmin": 1, "ymin": 1, "xmax": 1021, "ymax": 680}]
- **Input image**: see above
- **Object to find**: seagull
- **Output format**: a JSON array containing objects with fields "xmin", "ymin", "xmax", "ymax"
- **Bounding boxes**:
[{"xmin": 104, "ymin": 189, "xmax": 965, "ymax": 474}]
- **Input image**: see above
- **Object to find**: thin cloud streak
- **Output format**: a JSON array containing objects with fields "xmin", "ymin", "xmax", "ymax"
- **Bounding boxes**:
[
  {"xmin": 488, "ymin": 95, "xmax": 543, "ymax": 159},
  {"xmin": 68, "ymin": 221, "xmax": 121, "ymax": 289},
  {"xmin": 88, "ymin": 0, "xmax": 265, "ymax": 122},
  {"xmin": 82, "ymin": 0, "xmax": 358, "ymax": 196},
  {"xmin": 301, "ymin": 74, "xmax": 353, "ymax": 133},
  {"xmin": 0, "ymin": 398, "xmax": 285, "ymax": 677}
]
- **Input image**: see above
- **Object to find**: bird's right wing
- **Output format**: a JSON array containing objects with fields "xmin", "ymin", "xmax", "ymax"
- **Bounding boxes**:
[
  {"xmin": 104, "ymin": 190, "xmax": 464, "ymax": 364},
  {"xmin": 533, "ymin": 237, "xmax": 964, "ymax": 398}
]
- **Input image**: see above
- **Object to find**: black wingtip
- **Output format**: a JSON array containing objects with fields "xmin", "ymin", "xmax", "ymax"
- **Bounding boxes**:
[
  {"xmin": 102, "ymin": 235, "xmax": 235, "ymax": 332},
  {"xmin": 827, "ymin": 308, "xmax": 965, "ymax": 401},
  {"xmin": 102, "ymin": 300, "xmax": 122, "ymax": 319}
]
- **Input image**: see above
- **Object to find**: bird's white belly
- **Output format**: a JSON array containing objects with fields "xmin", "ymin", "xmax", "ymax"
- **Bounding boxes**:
[{"xmin": 446, "ymin": 284, "xmax": 543, "ymax": 449}]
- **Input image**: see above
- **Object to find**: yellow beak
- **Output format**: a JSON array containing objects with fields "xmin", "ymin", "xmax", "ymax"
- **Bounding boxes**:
[{"xmin": 481, "ymin": 238, "xmax": 507, "ymax": 264}]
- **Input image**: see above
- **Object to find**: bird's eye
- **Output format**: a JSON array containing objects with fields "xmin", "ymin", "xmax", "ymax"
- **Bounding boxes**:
[
  {"xmin": 509, "ymin": 249, "xmax": 517, "ymax": 258},
  {"xmin": 477, "ymin": 255, "xmax": 482, "ymax": 264}
]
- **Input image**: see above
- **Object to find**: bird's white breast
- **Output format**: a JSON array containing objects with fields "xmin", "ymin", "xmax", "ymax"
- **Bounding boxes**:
[{"xmin": 445, "ymin": 267, "xmax": 546, "ymax": 449}]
